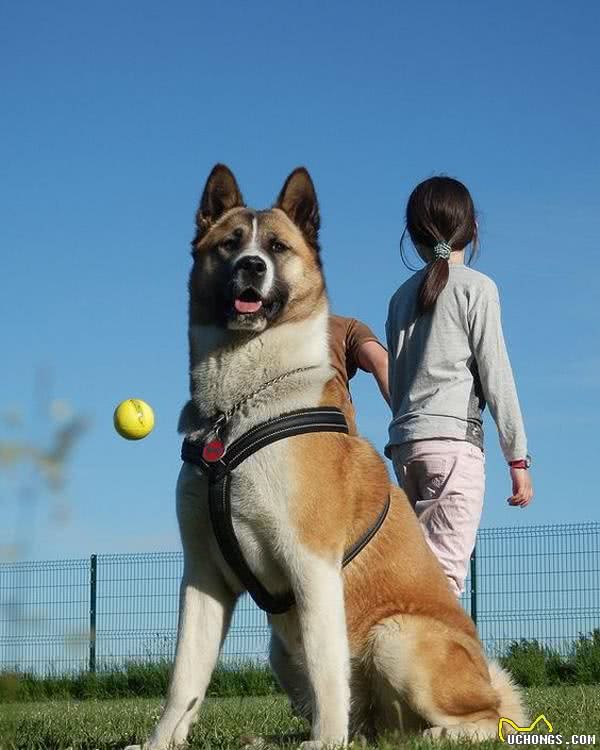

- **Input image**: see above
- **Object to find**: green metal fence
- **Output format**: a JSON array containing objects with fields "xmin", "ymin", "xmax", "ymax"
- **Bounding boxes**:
[{"xmin": 0, "ymin": 522, "xmax": 598, "ymax": 675}]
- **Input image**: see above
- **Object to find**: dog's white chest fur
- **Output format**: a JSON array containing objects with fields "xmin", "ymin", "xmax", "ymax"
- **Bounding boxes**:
[
  {"xmin": 227, "ymin": 444, "xmax": 298, "ymax": 594},
  {"xmin": 180, "ymin": 311, "xmax": 331, "ymax": 596},
  {"xmin": 177, "ymin": 441, "xmax": 296, "ymax": 598}
]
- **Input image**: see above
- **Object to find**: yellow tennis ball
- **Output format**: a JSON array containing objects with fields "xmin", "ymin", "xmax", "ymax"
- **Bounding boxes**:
[{"xmin": 113, "ymin": 399, "xmax": 155, "ymax": 440}]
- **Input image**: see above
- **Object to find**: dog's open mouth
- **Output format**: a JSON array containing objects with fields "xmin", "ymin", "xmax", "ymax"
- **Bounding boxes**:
[{"xmin": 233, "ymin": 288, "xmax": 263, "ymax": 315}]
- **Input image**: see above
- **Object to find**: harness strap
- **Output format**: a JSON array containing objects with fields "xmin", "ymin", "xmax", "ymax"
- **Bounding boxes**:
[
  {"xmin": 342, "ymin": 494, "xmax": 391, "ymax": 567},
  {"xmin": 181, "ymin": 407, "xmax": 390, "ymax": 614},
  {"xmin": 210, "ymin": 473, "xmax": 296, "ymax": 614},
  {"xmin": 181, "ymin": 407, "xmax": 348, "ymax": 481}
]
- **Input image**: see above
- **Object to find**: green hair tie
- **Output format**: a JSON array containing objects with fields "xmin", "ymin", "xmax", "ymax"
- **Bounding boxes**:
[{"xmin": 433, "ymin": 241, "xmax": 452, "ymax": 260}]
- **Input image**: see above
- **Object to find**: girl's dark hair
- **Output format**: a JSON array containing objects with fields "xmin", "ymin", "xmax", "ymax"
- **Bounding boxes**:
[{"xmin": 401, "ymin": 176, "xmax": 478, "ymax": 314}]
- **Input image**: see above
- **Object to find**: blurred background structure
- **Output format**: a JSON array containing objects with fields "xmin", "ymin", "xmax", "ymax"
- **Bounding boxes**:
[
  {"xmin": 0, "ymin": 369, "xmax": 87, "ymax": 562},
  {"xmin": 1, "ymin": 522, "xmax": 598, "ymax": 675}
]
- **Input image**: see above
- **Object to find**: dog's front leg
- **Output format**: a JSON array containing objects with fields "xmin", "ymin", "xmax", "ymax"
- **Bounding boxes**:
[
  {"xmin": 129, "ymin": 466, "xmax": 237, "ymax": 750},
  {"xmin": 295, "ymin": 555, "xmax": 350, "ymax": 747},
  {"xmin": 142, "ymin": 562, "xmax": 235, "ymax": 750}
]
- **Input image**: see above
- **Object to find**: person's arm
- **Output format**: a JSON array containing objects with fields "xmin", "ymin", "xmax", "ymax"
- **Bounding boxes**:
[
  {"xmin": 358, "ymin": 340, "xmax": 390, "ymax": 406},
  {"xmin": 508, "ymin": 465, "xmax": 533, "ymax": 508},
  {"xmin": 469, "ymin": 280, "xmax": 533, "ymax": 507},
  {"xmin": 385, "ymin": 305, "xmax": 396, "ymax": 410}
]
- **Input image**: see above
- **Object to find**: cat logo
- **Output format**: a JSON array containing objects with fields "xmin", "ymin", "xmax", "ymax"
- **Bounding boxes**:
[{"xmin": 498, "ymin": 714, "xmax": 554, "ymax": 742}]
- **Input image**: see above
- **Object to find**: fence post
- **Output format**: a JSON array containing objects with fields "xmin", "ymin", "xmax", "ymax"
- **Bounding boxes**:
[
  {"xmin": 470, "ymin": 542, "xmax": 477, "ymax": 625},
  {"xmin": 89, "ymin": 554, "xmax": 97, "ymax": 673}
]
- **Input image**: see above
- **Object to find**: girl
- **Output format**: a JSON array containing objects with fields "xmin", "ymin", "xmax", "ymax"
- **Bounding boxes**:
[{"xmin": 385, "ymin": 176, "xmax": 533, "ymax": 596}]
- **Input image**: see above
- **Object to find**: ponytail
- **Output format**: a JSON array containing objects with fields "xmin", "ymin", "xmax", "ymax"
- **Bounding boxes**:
[
  {"xmin": 417, "ymin": 257, "xmax": 450, "ymax": 314},
  {"xmin": 402, "ymin": 176, "xmax": 477, "ymax": 316}
]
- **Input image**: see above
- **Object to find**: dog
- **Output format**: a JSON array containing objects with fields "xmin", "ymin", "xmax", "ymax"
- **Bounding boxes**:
[{"xmin": 131, "ymin": 165, "xmax": 526, "ymax": 749}]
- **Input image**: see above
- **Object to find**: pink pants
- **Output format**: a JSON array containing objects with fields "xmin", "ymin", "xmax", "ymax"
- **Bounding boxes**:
[{"xmin": 391, "ymin": 439, "xmax": 485, "ymax": 596}]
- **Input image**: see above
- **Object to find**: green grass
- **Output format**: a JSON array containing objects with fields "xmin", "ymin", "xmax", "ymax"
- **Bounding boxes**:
[
  {"xmin": 498, "ymin": 630, "xmax": 600, "ymax": 687},
  {"xmin": 0, "ymin": 664, "xmax": 280, "ymax": 703},
  {"xmin": 2, "ymin": 632, "xmax": 598, "ymax": 705},
  {"xmin": 1, "ymin": 687, "xmax": 599, "ymax": 749}
]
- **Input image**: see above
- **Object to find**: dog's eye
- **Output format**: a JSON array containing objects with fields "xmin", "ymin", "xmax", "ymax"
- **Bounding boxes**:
[
  {"xmin": 271, "ymin": 239, "xmax": 289, "ymax": 254},
  {"xmin": 220, "ymin": 238, "xmax": 238, "ymax": 253}
]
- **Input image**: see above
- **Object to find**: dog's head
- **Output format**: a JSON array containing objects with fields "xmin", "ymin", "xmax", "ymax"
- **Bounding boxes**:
[{"xmin": 188, "ymin": 165, "xmax": 325, "ymax": 333}]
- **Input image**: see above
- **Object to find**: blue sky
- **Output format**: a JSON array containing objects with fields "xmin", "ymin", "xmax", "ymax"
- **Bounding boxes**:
[{"xmin": 1, "ymin": 1, "xmax": 599, "ymax": 561}]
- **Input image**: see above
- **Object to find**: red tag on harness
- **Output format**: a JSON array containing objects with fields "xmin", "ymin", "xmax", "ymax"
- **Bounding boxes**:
[{"xmin": 202, "ymin": 439, "xmax": 225, "ymax": 463}]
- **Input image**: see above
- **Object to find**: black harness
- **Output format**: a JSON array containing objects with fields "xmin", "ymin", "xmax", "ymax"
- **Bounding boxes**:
[{"xmin": 181, "ymin": 406, "xmax": 390, "ymax": 615}]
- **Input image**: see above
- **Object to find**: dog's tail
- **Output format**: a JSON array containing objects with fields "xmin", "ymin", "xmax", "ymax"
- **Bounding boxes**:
[{"xmin": 488, "ymin": 660, "xmax": 528, "ymax": 728}]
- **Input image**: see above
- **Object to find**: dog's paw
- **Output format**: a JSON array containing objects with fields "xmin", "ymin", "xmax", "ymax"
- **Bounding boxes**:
[
  {"xmin": 422, "ymin": 726, "xmax": 445, "ymax": 739},
  {"xmin": 124, "ymin": 746, "xmax": 143, "ymax": 750},
  {"xmin": 422, "ymin": 724, "xmax": 493, "ymax": 741},
  {"xmin": 299, "ymin": 742, "xmax": 325, "ymax": 750},
  {"xmin": 443, "ymin": 724, "xmax": 495, "ymax": 741},
  {"xmin": 239, "ymin": 735, "xmax": 268, "ymax": 750}
]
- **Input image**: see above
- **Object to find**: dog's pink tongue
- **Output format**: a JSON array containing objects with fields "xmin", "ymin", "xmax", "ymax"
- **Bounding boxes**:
[{"xmin": 234, "ymin": 298, "xmax": 263, "ymax": 314}]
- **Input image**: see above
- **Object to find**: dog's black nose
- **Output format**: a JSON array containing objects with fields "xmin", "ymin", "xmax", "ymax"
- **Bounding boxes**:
[{"xmin": 236, "ymin": 255, "xmax": 267, "ymax": 276}]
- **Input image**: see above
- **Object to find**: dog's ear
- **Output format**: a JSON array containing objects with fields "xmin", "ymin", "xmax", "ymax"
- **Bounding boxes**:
[
  {"xmin": 195, "ymin": 164, "xmax": 245, "ymax": 240},
  {"xmin": 275, "ymin": 168, "xmax": 320, "ymax": 250}
]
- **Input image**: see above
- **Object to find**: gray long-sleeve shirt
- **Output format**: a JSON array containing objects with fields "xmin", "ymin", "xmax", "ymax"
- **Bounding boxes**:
[{"xmin": 385, "ymin": 263, "xmax": 527, "ymax": 462}]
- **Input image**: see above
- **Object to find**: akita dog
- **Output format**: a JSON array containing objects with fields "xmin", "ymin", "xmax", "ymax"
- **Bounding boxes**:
[{"xmin": 132, "ymin": 165, "xmax": 525, "ymax": 749}]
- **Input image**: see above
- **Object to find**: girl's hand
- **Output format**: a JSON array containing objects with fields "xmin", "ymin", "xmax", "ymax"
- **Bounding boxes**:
[{"xmin": 508, "ymin": 468, "xmax": 533, "ymax": 508}]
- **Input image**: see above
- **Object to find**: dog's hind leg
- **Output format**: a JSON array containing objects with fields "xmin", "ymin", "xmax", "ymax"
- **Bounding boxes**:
[
  {"xmin": 371, "ymin": 615, "xmax": 525, "ymax": 741},
  {"xmin": 269, "ymin": 631, "xmax": 311, "ymax": 721},
  {"xmin": 367, "ymin": 624, "xmax": 425, "ymax": 738}
]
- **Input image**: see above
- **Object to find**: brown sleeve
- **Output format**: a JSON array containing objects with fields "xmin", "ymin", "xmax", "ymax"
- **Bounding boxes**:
[{"xmin": 345, "ymin": 318, "xmax": 386, "ymax": 378}]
